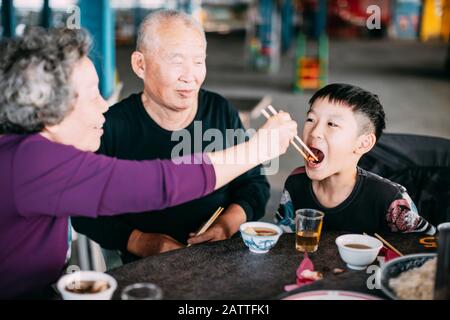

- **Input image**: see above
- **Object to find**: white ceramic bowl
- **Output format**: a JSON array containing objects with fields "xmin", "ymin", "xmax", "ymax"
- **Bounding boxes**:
[
  {"xmin": 335, "ymin": 234, "xmax": 383, "ymax": 270},
  {"xmin": 239, "ymin": 222, "xmax": 282, "ymax": 254},
  {"xmin": 57, "ymin": 271, "xmax": 117, "ymax": 300}
]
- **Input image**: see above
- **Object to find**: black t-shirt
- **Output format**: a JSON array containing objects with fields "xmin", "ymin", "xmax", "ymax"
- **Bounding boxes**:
[
  {"xmin": 275, "ymin": 167, "xmax": 435, "ymax": 234},
  {"xmin": 72, "ymin": 89, "xmax": 269, "ymax": 261}
]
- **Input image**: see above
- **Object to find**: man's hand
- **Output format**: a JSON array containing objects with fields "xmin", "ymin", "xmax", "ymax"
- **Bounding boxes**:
[
  {"xmin": 127, "ymin": 230, "xmax": 185, "ymax": 257},
  {"xmin": 187, "ymin": 204, "xmax": 247, "ymax": 245}
]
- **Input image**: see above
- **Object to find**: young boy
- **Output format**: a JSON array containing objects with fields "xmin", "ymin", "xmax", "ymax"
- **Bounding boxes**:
[{"xmin": 276, "ymin": 83, "xmax": 436, "ymax": 235}]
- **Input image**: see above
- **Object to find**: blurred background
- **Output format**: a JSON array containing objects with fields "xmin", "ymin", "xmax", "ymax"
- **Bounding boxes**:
[{"xmin": 1, "ymin": 0, "xmax": 449, "ymax": 269}]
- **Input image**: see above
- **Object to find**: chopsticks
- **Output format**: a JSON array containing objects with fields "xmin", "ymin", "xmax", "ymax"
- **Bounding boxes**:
[
  {"xmin": 261, "ymin": 105, "xmax": 318, "ymax": 162},
  {"xmin": 187, "ymin": 207, "xmax": 224, "ymax": 247},
  {"xmin": 374, "ymin": 233, "xmax": 403, "ymax": 256},
  {"xmin": 364, "ymin": 232, "xmax": 404, "ymax": 256}
]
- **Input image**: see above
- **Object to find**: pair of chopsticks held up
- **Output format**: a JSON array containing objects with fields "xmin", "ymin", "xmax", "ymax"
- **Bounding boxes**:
[{"xmin": 260, "ymin": 105, "xmax": 318, "ymax": 163}]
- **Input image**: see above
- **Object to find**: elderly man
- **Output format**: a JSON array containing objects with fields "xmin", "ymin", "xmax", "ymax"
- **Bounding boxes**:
[{"xmin": 72, "ymin": 10, "xmax": 270, "ymax": 263}]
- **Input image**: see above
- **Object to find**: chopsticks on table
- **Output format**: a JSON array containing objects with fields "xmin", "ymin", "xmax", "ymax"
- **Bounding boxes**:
[
  {"xmin": 374, "ymin": 233, "xmax": 403, "ymax": 256},
  {"xmin": 187, "ymin": 207, "xmax": 224, "ymax": 247},
  {"xmin": 260, "ymin": 105, "xmax": 318, "ymax": 162},
  {"xmin": 364, "ymin": 232, "xmax": 404, "ymax": 256}
]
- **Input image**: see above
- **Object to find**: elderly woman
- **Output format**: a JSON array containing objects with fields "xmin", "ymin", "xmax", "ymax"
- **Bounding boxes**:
[{"xmin": 0, "ymin": 27, "xmax": 297, "ymax": 299}]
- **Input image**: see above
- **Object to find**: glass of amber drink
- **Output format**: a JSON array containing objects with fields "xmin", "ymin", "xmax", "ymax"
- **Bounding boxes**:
[{"xmin": 295, "ymin": 209, "xmax": 324, "ymax": 253}]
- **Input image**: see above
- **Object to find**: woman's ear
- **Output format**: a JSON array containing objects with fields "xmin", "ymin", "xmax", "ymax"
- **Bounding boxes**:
[
  {"xmin": 131, "ymin": 51, "xmax": 146, "ymax": 80},
  {"xmin": 355, "ymin": 133, "xmax": 376, "ymax": 156}
]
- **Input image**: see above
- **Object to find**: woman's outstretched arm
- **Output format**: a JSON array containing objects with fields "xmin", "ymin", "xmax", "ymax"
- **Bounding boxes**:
[{"xmin": 14, "ymin": 113, "xmax": 296, "ymax": 218}]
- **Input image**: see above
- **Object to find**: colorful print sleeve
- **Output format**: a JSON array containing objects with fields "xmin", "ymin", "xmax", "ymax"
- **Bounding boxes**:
[
  {"xmin": 275, "ymin": 188, "xmax": 296, "ymax": 232},
  {"xmin": 386, "ymin": 191, "xmax": 436, "ymax": 235}
]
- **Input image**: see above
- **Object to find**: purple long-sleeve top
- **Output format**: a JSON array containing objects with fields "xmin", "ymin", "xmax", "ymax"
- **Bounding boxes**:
[{"xmin": 0, "ymin": 134, "xmax": 216, "ymax": 299}]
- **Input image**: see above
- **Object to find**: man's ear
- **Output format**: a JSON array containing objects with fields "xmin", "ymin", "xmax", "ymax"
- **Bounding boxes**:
[
  {"xmin": 131, "ymin": 51, "xmax": 146, "ymax": 80},
  {"xmin": 355, "ymin": 133, "xmax": 376, "ymax": 156}
]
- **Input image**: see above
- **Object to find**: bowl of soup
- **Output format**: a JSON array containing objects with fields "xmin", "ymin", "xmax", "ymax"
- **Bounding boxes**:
[
  {"xmin": 335, "ymin": 234, "xmax": 383, "ymax": 270},
  {"xmin": 57, "ymin": 271, "xmax": 117, "ymax": 300},
  {"xmin": 239, "ymin": 222, "xmax": 282, "ymax": 253}
]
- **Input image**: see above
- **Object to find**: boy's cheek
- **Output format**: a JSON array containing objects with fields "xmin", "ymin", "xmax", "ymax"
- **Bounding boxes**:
[
  {"xmin": 327, "ymin": 150, "xmax": 349, "ymax": 170},
  {"xmin": 330, "ymin": 136, "xmax": 357, "ymax": 158}
]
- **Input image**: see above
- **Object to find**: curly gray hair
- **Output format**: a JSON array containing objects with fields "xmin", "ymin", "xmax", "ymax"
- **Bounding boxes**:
[{"xmin": 0, "ymin": 27, "xmax": 91, "ymax": 134}]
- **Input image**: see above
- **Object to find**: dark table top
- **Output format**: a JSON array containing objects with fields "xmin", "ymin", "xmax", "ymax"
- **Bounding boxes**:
[{"xmin": 108, "ymin": 231, "xmax": 434, "ymax": 300}]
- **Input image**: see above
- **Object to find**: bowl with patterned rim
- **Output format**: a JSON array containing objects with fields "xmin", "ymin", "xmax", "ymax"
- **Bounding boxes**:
[
  {"xmin": 379, "ymin": 253, "xmax": 437, "ymax": 300},
  {"xmin": 239, "ymin": 222, "xmax": 282, "ymax": 254}
]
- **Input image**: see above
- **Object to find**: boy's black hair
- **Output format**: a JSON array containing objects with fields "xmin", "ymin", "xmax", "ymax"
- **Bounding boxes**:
[{"xmin": 308, "ymin": 83, "xmax": 386, "ymax": 140}]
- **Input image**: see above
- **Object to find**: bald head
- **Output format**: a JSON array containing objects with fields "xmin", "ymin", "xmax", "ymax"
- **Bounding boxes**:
[{"xmin": 136, "ymin": 9, "xmax": 207, "ymax": 53}]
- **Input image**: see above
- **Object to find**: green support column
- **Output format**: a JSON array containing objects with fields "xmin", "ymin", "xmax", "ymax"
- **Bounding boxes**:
[
  {"xmin": 315, "ymin": 0, "xmax": 327, "ymax": 38},
  {"xmin": 1, "ymin": 0, "xmax": 16, "ymax": 38},
  {"xmin": 257, "ymin": 0, "xmax": 280, "ymax": 73},
  {"xmin": 80, "ymin": 0, "xmax": 115, "ymax": 99},
  {"xmin": 40, "ymin": 0, "xmax": 52, "ymax": 29},
  {"xmin": 281, "ymin": 0, "xmax": 293, "ymax": 52}
]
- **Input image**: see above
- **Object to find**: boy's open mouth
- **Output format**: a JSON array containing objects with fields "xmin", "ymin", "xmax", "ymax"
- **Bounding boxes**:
[{"xmin": 307, "ymin": 147, "xmax": 325, "ymax": 165}]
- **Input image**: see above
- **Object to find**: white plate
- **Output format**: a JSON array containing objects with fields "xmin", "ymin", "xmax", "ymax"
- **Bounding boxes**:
[{"xmin": 283, "ymin": 290, "xmax": 382, "ymax": 300}]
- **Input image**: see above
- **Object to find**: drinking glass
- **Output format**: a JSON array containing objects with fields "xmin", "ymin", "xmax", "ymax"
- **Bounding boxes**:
[{"xmin": 295, "ymin": 209, "xmax": 324, "ymax": 253}]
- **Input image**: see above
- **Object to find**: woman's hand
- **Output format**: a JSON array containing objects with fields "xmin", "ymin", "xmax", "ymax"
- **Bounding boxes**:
[
  {"xmin": 208, "ymin": 111, "xmax": 297, "ymax": 191},
  {"xmin": 252, "ymin": 111, "xmax": 298, "ymax": 162}
]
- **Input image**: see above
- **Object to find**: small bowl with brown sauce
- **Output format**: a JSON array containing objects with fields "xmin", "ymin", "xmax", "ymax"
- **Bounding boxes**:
[
  {"xmin": 335, "ymin": 234, "xmax": 383, "ymax": 270},
  {"xmin": 239, "ymin": 222, "xmax": 283, "ymax": 254},
  {"xmin": 57, "ymin": 271, "xmax": 117, "ymax": 300}
]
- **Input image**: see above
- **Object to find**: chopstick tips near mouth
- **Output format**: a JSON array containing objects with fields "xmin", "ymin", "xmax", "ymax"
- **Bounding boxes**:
[{"xmin": 261, "ymin": 106, "xmax": 319, "ymax": 162}]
